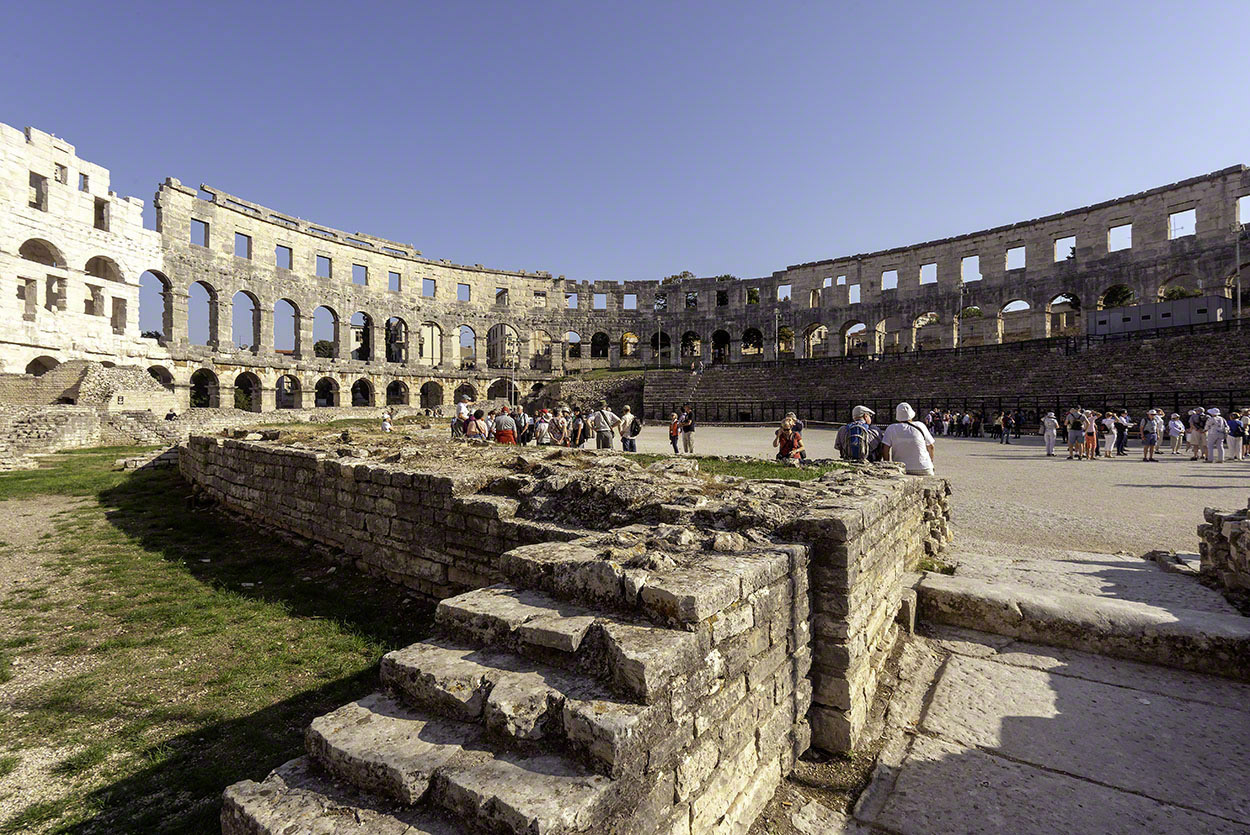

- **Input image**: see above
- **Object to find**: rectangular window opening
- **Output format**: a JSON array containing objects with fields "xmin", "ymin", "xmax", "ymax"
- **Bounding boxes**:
[
  {"xmin": 422, "ymin": 278, "xmax": 436, "ymax": 298},
  {"xmin": 94, "ymin": 198, "xmax": 109, "ymax": 231},
  {"xmin": 352, "ymin": 264, "xmax": 368, "ymax": 286},
  {"xmin": 190, "ymin": 218, "xmax": 209, "ymax": 248},
  {"xmin": 78, "ymin": 173, "xmax": 89, "ymax": 192},
  {"xmin": 54, "ymin": 164, "xmax": 68, "ymax": 185},
  {"xmin": 836, "ymin": 275, "xmax": 847, "ymax": 286},
  {"xmin": 1005, "ymin": 245, "xmax": 1025, "ymax": 270},
  {"xmin": 777, "ymin": 284, "xmax": 792, "ymax": 301},
  {"xmin": 960, "ymin": 255, "xmax": 981, "ymax": 283},
  {"xmin": 746, "ymin": 287, "xmax": 760, "ymax": 305},
  {"xmin": 1054, "ymin": 235, "xmax": 1076, "ymax": 261},
  {"xmin": 533, "ymin": 290, "xmax": 547, "ymax": 307},
  {"xmin": 275, "ymin": 245, "xmax": 293, "ymax": 270},
  {"xmin": 623, "ymin": 293, "xmax": 637, "ymax": 310},
  {"xmin": 1238, "ymin": 196, "xmax": 1250, "ymax": 227},
  {"xmin": 316, "ymin": 254, "xmax": 332, "ymax": 278},
  {"xmin": 881, "ymin": 270, "xmax": 898, "ymax": 291},
  {"xmin": 234, "ymin": 232, "xmax": 252, "ymax": 259},
  {"xmin": 1169, "ymin": 208, "xmax": 1196, "ymax": 239},
  {"xmin": 1108, "ymin": 223, "xmax": 1132, "ymax": 252},
  {"xmin": 566, "ymin": 292, "xmax": 578, "ymax": 309},
  {"xmin": 594, "ymin": 293, "xmax": 607, "ymax": 310},
  {"xmin": 388, "ymin": 271, "xmax": 401, "ymax": 292},
  {"xmin": 685, "ymin": 291, "xmax": 698, "ymax": 309},
  {"xmin": 496, "ymin": 287, "xmax": 509, "ymax": 305},
  {"xmin": 849, "ymin": 284, "xmax": 861, "ymax": 304},
  {"xmin": 920, "ymin": 263, "xmax": 937, "ymax": 285},
  {"xmin": 457, "ymin": 283, "xmax": 471, "ymax": 302},
  {"xmin": 716, "ymin": 290, "xmax": 728, "ymax": 306},
  {"xmin": 654, "ymin": 293, "xmax": 668, "ymax": 312},
  {"xmin": 28, "ymin": 172, "xmax": 47, "ymax": 211},
  {"xmin": 822, "ymin": 276, "xmax": 833, "ymax": 288}
]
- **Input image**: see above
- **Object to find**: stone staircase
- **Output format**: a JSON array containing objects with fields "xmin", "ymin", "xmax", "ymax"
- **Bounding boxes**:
[{"xmin": 224, "ymin": 538, "xmax": 810, "ymax": 834}]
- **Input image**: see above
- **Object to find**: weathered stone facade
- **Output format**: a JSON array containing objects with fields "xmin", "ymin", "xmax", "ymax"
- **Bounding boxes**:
[
  {"xmin": 5, "ymin": 120, "xmax": 1249, "ymax": 420},
  {"xmin": 178, "ymin": 439, "xmax": 950, "ymax": 832},
  {"xmin": 1199, "ymin": 500, "xmax": 1250, "ymax": 594}
]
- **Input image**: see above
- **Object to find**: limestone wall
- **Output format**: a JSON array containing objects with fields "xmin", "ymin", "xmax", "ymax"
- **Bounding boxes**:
[{"xmin": 1198, "ymin": 500, "xmax": 1250, "ymax": 593}]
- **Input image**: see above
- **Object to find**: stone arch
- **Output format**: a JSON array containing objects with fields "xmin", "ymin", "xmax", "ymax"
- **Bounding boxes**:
[
  {"xmin": 1098, "ymin": 283, "xmax": 1137, "ymax": 310},
  {"xmin": 274, "ymin": 298, "xmax": 299, "ymax": 356},
  {"xmin": 416, "ymin": 322, "xmax": 442, "ymax": 367},
  {"xmin": 385, "ymin": 317, "xmax": 408, "ymax": 363},
  {"xmin": 839, "ymin": 320, "xmax": 870, "ymax": 356},
  {"xmin": 275, "ymin": 374, "xmax": 302, "ymax": 409},
  {"xmin": 190, "ymin": 368, "xmax": 219, "ymax": 408},
  {"xmin": 530, "ymin": 329, "xmax": 553, "ymax": 371},
  {"xmin": 564, "ymin": 330, "xmax": 582, "ymax": 361},
  {"xmin": 998, "ymin": 299, "xmax": 1034, "ymax": 343},
  {"xmin": 802, "ymin": 323, "xmax": 829, "ymax": 357},
  {"xmin": 140, "ymin": 271, "xmax": 173, "ymax": 343},
  {"xmin": 25, "ymin": 355, "xmax": 60, "ymax": 376},
  {"xmin": 351, "ymin": 378, "xmax": 374, "ymax": 407},
  {"xmin": 457, "ymin": 325, "xmax": 478, "ymax": 370},
  {"xmin": 1046, "ymin": 293, "xmax": 1082, "ymax": 336},
  {"xmin": 530, "ymin": 382, "xmax": 545, "ymax": 396},
  {"xmin": 487, "ymin": 323, "xmax": 521, "ymax": 368},
  {"xmin": 454, "ymin": 382, "xmax": 477, "ymax": 404},
  {"xmin": 809, "ymin": 289, "xmax": 821, "ymax": 309},
  {"xmin": 234, "ymin": 371, "xmax": 262, "ymax": 412},
  {"xmin": 147, "ymin": 365, "xmax": 174, "ymax": 391},
  {"xmin": 590, "ymin": 331, "xmax": 610, "ymax": 359},
  {"xmin": 313, "ymin": 306, "xmax": 339, "ymax": 358},
  {"xmin": 488, "ymin": 378, "xmax": 519, "ymax": 404},
  {"xmin": 650, "ymin": 331, "xmax": 672, "ymax": 361},
  {"xmin": 231, "ymin": 290, "xmax": 261, "ymax": 353},
  {"xmin": 711, "ymin": 329, "xmax": 731, "ymax": 363},
  {"xmin": 350, "ymin": 312, "xmax": 373, "ymax": 362},
  {"xmin": 1158, "ymin": 274, "xmax": 1203, "ymax": 301},
  {"xmin": 187, "ymin": 281, "xmax": 218, "ymax": 347},
  {"xmin": 315, "ymin": 377, "xmax": 339, "ymax": 407},
  {"xmin": 19, "ymin": 238, "xmax": 65, "ymax": 268},
  {"xmin": 910, "ymin": 312, "xmax": 943, "ymax": 351},
  {"xmin": 84, "ymin": 255, "xmax": 123, "ymax": 283},
  {"xmin": 386, "ymin": 380, "xmax": 410, "ymax": 406},
  {"xmin": 680, "ymin": 331, "xmax": 701, "ymax": 359},
  {"xmin": 741, "ymin": 327, "xmax": 763, "ymax": 357},
  {"xmin": 620, "ymin": 332, "xmax": 639, "ymax": 358},
  {"xmin": 420, "ymin": 381, "xmax": 444, "ymax": 409}
]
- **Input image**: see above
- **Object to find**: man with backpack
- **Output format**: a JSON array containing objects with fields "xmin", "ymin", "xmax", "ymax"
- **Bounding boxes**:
[
  {"xmin": 1188, "ymin": 408, "xmax": 1208, "ymax": 461},
  {"xmin": 619, "ymin": 405, "xmax": 641, "ymax": 452},
  {"xmin": 590, "ymin": 401, "xmax": 621, "ymax": 450},
  {"xmin": 835, "ymin": 405, "xmax": 882, "ymax": 462}
]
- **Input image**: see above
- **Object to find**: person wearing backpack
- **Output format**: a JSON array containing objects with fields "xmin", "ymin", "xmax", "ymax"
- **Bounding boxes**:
[
  {"xmin": 619, "ymin": 405, "xmax": 640, "ymax": 453},
  {"xmin": 835, "ymin": 405, "xmax": 881, "ymax": 462},
  {"xmin": 881, "ymin": 402, "xmax": 936, "ymax": 475},
  {"xmin": 1205, "ymin": 408, "xmax": 1229, "ymax": 463},
  {"xmin": 1228, "ymin": 411, "xmax": 1245, "ymax": 461},
  {"xmin": 1189, "ymin": 408, "xmax": 1208, "ymax": 461}
]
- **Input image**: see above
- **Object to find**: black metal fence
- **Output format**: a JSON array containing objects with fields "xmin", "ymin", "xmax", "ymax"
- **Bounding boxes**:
[{"xmin": 649, "ymin": 388, "xmax": 1250, "ymax": 426}]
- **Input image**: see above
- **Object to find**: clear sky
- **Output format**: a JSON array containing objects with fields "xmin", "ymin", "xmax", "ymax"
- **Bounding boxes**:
[{"xmin": 5, "ymin": 0, "xmax": 1247, "ymax": 287}]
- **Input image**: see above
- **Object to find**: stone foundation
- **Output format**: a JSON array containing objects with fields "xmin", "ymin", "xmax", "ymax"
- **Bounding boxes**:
[{"xmin": 1199, "ymin": 500, "xmax": 1250, "ymax": 593}]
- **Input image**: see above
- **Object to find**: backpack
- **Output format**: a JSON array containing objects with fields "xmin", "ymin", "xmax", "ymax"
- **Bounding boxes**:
[
  {"xmin": 629, "ymin": 416, "xmax": 643, "ymax": 437},
  {"xmin": 846, "ymin": 422, "xmax": 869, "ymax": 461},
  {"xmin": 1195, "ymin": 413, "xmax": 1208, "ymax": 430}
]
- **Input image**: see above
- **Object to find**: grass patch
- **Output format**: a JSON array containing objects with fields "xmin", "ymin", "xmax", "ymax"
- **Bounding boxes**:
[
  {"xmin": 0, "ymin": 448, "xmax": 436, "ymax": 833},
  {"xmin": 0, "ymin": 754, "xmax": 18, "ymax": 779},
  {"xmin": 631, "ymin": 453, "xmax": 846, "ymax": 481},
  {"xmin": 919, "ymin": 556, "xmax": 956, "ymax": 575}
]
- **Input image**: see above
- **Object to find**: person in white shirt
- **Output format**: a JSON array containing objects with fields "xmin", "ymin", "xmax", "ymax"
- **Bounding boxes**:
[
  {"xmin": 1205, "ymin": 408, "xmax": 1228, "ymax": 463},
  {"xmin": 881, "ymin": 402, "xmax": 936, "ymax": 476},
  {"xmin": 1101, "ymin": 412, "xmax": 1117, "ymax": 458},
  {"xmin": 618, "ymin": 405, "xmax": 638, "ymax": 453},
  {"xmin": 1040, "ymin": 412, "xmax": 1059, "ymax": 456},
  {"xmin": 454, "ymin": 396, "xmax": 472, "ymax": 438},
  {"xmin": 1167, "ymin": 413, "xmax": 1186, "ymax": 454}
]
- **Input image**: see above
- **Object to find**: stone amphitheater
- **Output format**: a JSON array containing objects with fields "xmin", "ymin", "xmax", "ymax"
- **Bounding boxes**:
[{"xmin": 4, "ymin": 121, "xmax": 1250, "ymax": 834}]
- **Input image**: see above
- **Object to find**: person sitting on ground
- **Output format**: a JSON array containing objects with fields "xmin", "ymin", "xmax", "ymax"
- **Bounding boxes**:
[
  {"xmin": 534, "ymin": 411, "xmax": 553, "ymax": 446},
  {"xmin": 454, "ymin": 395, "xmax": 472, "ymax": 438},
  {"xmin": 881, "ymin": 402, "xmax": 937, "ymax": 476},
  {"xmin": 464, "ymin": 409, "xmax": 488, "ymax": 441},
  {"xmin": 773, "ymin": 417, "xmax": 805, "ymax": 466},
  {"xmin": 619, "ymin": 405, "xmax": 639, "ymax": 453},
  {"xmin": 493, "ymin": 405, "xmax": 518, "ymax": 445},
  {"xmin": 164, "ymin": 409, "xmax": 177, "ymax": 421},
  {"xmin": 1139, "ymin": 409, "xmax": 1163, "ymax": 462},
  {"xmin": 835, "ymin": 405, "xmax": 882, "ymax": 462},
  {"xmin": 1167, "ymin": 413, "xmax": 1186, "ymax": 455},
  {"xmin": 1040, "ymin": 411, "xmax": 1059, "ymax": 456},
  {"xmin": 668, "ymin": 412, "xmax": 681, "ymax": 454},
  {"xmin": 381, "ymin": 413, "xmax": 393, "ymax": 433},
  {"xmin": 590, "ymin": 401, "xmax": 621, "ymax": 450}
]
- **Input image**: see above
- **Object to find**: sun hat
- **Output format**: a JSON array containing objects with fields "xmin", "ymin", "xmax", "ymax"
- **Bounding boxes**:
[
  {"xmin": 851, "ymin": 405, "xmax": 875, "ymax": 419},
  {"xmin": 895, "ymin": 402, "xmax": 916, "ymax": 422},
  {"xmin": 1207, "ymin": 408, "xmax": 1221, "ymax": 416}
]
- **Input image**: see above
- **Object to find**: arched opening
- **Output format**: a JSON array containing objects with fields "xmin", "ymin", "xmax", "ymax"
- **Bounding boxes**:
[
  {"xmin": 25, "ymin": 356, "xmax": 59, "ymax": 376},
  {"xmin": 274, "ymin": 299, "xmax": 299, "ymax": 356},
  {"xmin": 275, "ymin": 375, "xmax": 301, "ymax": 409},
  {"xmin": 620, "ymin": 332, "xmax": 639, "ymax": 358},
  {"xmin": 999, "ymin": 300, "xmax": 1033, "ymax": 343},
  {"xmin": 488, "ymin": 379, "xmax": 519, "ymax": 405},
  {"xmin": 590, "ymin": 332, "xmax": 610, "ymax": 359},
  {"xmin": 454, "ymin": 382, "xmax": 477, "ymax": 404},
  {"xmin": 680, "ymin": 331, "xmax": 701, "ymax": 359},
  {"xmin": 350, "ymin": 312, "xmax": 373, "ymax": 361},
  {"xmin": 385, "ymin": 317, "xmax": 408, "ymax": 363},
  {"xmin": 19, "ymin": 239, "xmax": 65, "ymax": 268},
  {"xmin": 711, "ymin": 330, "xmax": 730, "ymax": 363},
  {"xmin": 188, "ymin": 281, "xmax": 217, "ymax": 347},
  {"xmin": 1047, "ymin": 293, "xmax": 1082, "ymax": 336},
  {"xmin": 420, "ymin": 381, "xmax": 443, "ymax": 409},
  {"xmin": 190, "ymin": 369, "xmax": 219, "ymax": 408},
  {"xmin": 649, "ymin": 331, "xmax": 672, "ymax": 362},
  {"xmin": 530, "ymin": 382, "xmax": 545, "ymax": 396},
  {"xmin": 458, "ymin": 325, "xmax": 478, "ymax": 370},
  {"xmin": 802, "ymin": 323, "xmax": 829, "ymax": 357},
  {"xmin": 1098, "ymin": 284, "xmax": 1136, "ymax": 310},
  {"xmin": 231, "ymin": 291, "xmax": 260, "ymax": 353},
  {"xmin": 488, "ymin": 323, "xmax": 521, "ymax": 368},
  {"xmin": 386, "ymin": 380, "xmax": 409, "ymax": 406},
  {"xmin": 840, "ymin": 321, "xmax": 868, "ymax": 356},
  {"xmin": 234, "ymin": 372, "xmax": 262, "ymax": 412},
  {"xmin": 351, "ymin": 379, "xmax": 374, "ymax": 407},
  {"xmin": 911, "ymin": 312, "xmax": 942, "ymax": 350},
  {"xmin": 741, "ymin": 328, "xmax": 763, "ymax": 357},
  {"xmin": 315, "ymin": 378, "xmax": 339, "ymax": 407},
  {"xmin": 564, "ymin": 331, "xmax": 582, "ymax": 361},
  {"xmin": 777, "ymin": 326, "xmax": 794, "ymax": 356},
  {"xmin": 530, "ymin": 330, "xmax": 553, "ymax": 371},
  {"xmin": 313, "ymin": 306, "xmax": 339, "ymax": 358},
  {"xmin": 147, "ymin": 365, "xmax": 174, "ymax": 391},
  {"xmin": 85, "ymin": 256, "xmax": 123, "ymax": 283},
  {"xmin": 416, "ymin": 322, "xmax": 443, "ymax": 367},
  {"xmin": 139, "ymin": 271, "xmax": 172, "ymax": 343},
  {"xmin": 809, "ymin": 289, "xmax": 821, "ymax": 309},
  {"xmin": 1158, "ymin": 275, "xmax": 1203, "ymax": 301}
]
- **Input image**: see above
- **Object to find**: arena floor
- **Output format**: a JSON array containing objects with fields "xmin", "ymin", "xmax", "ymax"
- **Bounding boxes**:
[{"xmin": 632, "ymin": 425, "xmax": 1248, "ymax": 555}]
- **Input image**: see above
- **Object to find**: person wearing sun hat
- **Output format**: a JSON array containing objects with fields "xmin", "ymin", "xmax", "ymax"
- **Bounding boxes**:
[
  {"xmin": 1139, "ymin": 409, "xmax": 1164, "ymax": 462},
  {"xmin": 881, "ymin": 402, "xmax": 936, "ymax": 475},
  {"xmin": 1205, "ymin": 408, "xmax": 1228, "ymax": 463}
]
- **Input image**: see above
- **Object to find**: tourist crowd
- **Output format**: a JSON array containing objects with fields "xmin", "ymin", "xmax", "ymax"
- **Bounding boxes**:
[{"xmin": 447, "ymin": 395, "xmax": 667, "ymax": 453}]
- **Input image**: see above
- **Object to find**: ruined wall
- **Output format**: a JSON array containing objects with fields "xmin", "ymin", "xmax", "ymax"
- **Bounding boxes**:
[
  {"xmin": 0, "ymin": 406, "xmax": 104, "ymax": 470},
  {"xmin": 1198, "ymin": 500, "xmax": 1250, "ymax": 594}
]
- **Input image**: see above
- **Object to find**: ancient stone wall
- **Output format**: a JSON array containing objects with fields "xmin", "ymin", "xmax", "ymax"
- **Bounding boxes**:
[
  {"xmin": 0, "ymin": 406, "xmax": 104, "ymax": 469},
  {"xmin": 1198, "ymin": 500, "xmax": 1250, "ymax": 594}
]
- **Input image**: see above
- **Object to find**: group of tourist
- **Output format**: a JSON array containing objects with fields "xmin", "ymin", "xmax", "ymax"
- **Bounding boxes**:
[
  {"xmin": 831, "ymin": 403, "xmax": 936, "ymax": 476},
  {"xmin": 1045, "ymin": 406, "xmax": 1247, "ymax": 463},
  {"xmin": 449, "ymin": 396, "xmax": 643, "ymax": 451}
]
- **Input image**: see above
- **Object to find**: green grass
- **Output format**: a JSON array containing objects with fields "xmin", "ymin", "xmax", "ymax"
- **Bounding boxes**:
[
  {"xmin": 0, "ymin": 448, "xmax": 435, "ymax": 834},
  {"xmin": 631, "ymin": 453, "xmax": 846, "ymax": 481},
  {"xmin": 0, "ymin": 755, "xmax": 18, "ymax": 779},
  {"xmin": 919, "ymin": 556, "xmax": 956, "ymax": 575}
]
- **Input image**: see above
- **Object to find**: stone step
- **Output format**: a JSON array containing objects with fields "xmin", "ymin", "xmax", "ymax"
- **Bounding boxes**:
[
  {"xmin": 221, "ymin": 756, "xmax": 464, "ymax": 835},
  {"xmin": 303, "ymin": 692, "xmax": 618, "ymax": 834},
  {"xmin": 380, "ymin": 637, "xmax": 660, "ymax": 777},
  {"xmin": 434, "ymin": 584, "xmax": 706, "ymax": 704}
]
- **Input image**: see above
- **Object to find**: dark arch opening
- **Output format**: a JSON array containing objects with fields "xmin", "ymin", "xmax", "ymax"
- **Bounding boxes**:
[
  {"xmin": 315, "ymin": 378, "xmax": 339, "ymax": 407},
  {"xmin": 275, "ymin": 375, "xmax": 301, "ymax": 409},
  {"xmin": 386, "ymin": 380, "xmax": 410, "ymax": 406},
  {"xmin": 234, "ymin": 373, "xmax": 262, "ymax": 412},
  {"xmin": 351, "ymin": 378, "xmax": 374, "ymax": 407},
  {"xmin": 420, "ymin": 381, "xmax": 443, "ymax": 410},
  {"xmin": 190, "ymin": 369, "xmax": 219, "ymax": 408}
]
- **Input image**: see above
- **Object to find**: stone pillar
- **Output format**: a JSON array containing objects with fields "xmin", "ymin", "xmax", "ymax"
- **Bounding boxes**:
[
  {"xmin": 336, "ymin": 316, "xmax": 352, "ymax": 362},
  {"xmin": 219, "ymin": 384, "xmax": 236, "ymax": 410},
  {"xmin": 439, "ymin": 328, "xmax": 457, "ymax": 371},
  {"xmin": 259, "ymin": 385, "xmax": 276, "ymax": 412},
  {"xmin": 473, "ymin": 335, "xmax": 486, "ymax": 371},
  {"xmin": 608, "ymin": 343, "xmax": 621, "ymax": 369},
  {"xmin": 729, "ymin": 338, "xmax": 742, "ymax": 363},
  {"xmin": 295, "ymin": 314, "xmax": 312, "ymax": 360},
  {"xmin": 207, "ymin": 294, "xmax": 222, "ymax": 350},
  {"xmin": 258, "ymin": 302, "xmax": 275, "ymax": 358},
  {"xmin": 170, "ymin": 289, "xmax": 190, "ymax": 348}
]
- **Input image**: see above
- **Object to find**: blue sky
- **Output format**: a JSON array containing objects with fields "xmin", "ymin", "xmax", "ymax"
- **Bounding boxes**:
[{"xmin": 6, "ymin": 0, "xmax": 1247, "ymax": 293}]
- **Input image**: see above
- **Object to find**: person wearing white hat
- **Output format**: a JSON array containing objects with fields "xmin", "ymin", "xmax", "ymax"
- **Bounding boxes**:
[
  {"xmin": 881, "ymin": 402, "xmax": 936, "ymax": 475},
  {"xmin": 1205, "ymin": 408, "xmax": 1228, "ymax": 463},
  {"xmin": 835, "ymin": 405, "xmax": 881, "ymax": 461},
  {"xmin": 1040, "ymin": 411, "xmax": 1059, "ymax": 456},
  {"xmin": 1167, "ymin": 413, "xmax": 1186, "ymax": 454},
  {"xmin": 1139, "ymin": 410, "xmax": 1164, "ymax": 462}
]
